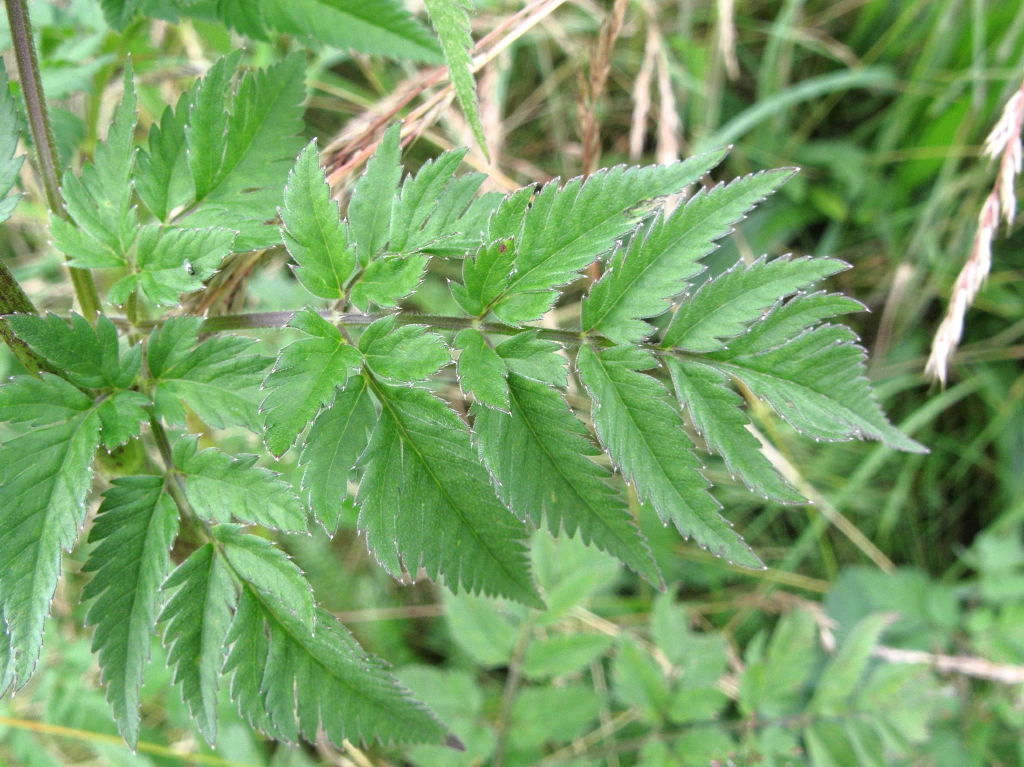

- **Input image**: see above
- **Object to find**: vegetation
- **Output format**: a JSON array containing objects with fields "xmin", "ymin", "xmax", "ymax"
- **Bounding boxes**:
[{"xmin": 1, "ymin": 0, "xmax": 1023, "ymax": 765}]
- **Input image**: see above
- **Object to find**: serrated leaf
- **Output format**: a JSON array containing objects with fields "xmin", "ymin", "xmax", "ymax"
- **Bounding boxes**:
[
  {"xmin": 667, "ymin": 359, "xmax": 803, "ymax": 504},
  {"xmin": 349, "ymin": 124, "xmax": 402, "ymax": 265},
  {"xmin": 0, "ymin": 62, "xmax": 24, "ymax": 222},
  {"xmin": 81, "ymin": 476, "xmax": 178, "ymax": 747},
  {"xmin": 57, "ymin": 63, "xmax": 138, "ymax": 267},
  {"xmin": 160, "ymin": 544, "xmax": 237, "ymax": 745},
  {"xmin": 0, "ymin": 373, "xmax": 93, "ymax": 425},
  {"xmin": 135, "ymin": 90, "xmax": 191, "ymax": 221},
  {"xmin": 494, "ymin": 332, "xmax": 567, "ymax": 387},
  {"xmin": 149, "ymin": 317, "xmax": 272, "ymax": 432},
  {"xmin": 454, "ymin": 328, "xmax": 508, "ymax": 410},
  {"xmin": 389, "ymin": 148, "xmax": 479, "ymax": 254},
  {"xmin": 281, "ymin": 141, "xmax": 355, "ymax": 299},
  {"xmin": 583, "ymin": 168, "xmax": 794, "ymax": 343},
  {"xmin": 9, "ymin": 313, "xmax": 139, "ymax": 390},
  {"xmin": 349, "ymin": 253, "xmax": 428, "ymax": 311},
  {"xmin": 359, "ymin": 317, "xmax": 449, "ymax": 382},
  {"xmin": 485, "ymin": 152, "xmax": 729, "ymax": 323},
  {"xmin": 214, "ymin": 525, "xmax": 314, "ymax": 631},
  {"xmin": 261, "ymin": 309, "xmax": 363, "ymax": 456},
  {"xmin": 576, "ymin": 345, "xmax": 759, "ymax": 568},
  {"xmin": 299, "ymin": 377, "xmax": 376, "ymax": 533},
  {"xmin": 810, "ymin": 613, "xmax": 893, "ymax": 716},
  {"xmin": 0, "ymin": 411, "xmax": 101, "ymax": 687},
  {"xmin": 522, "ymin": 634, "xmax": 615, "ymax": 680},
  {"xmin": 423, "ymin": 0, "xmax": 487, "ymax": 158},
  {"xmin": 173, "ymin": 436, "xmax": 306, "ymax": 532},
  {"xmin": 661, "ymin": 255, "xmax": 847, "ymax": 351},
  {"xmin": 253, "ymin": 0, "xmax": 443, "ymax": 62},
  {"xmin": 474, "ymin": 372, "xmax": 661, "ymax": 585},
  {"xmin": 225, "ymin": 588, "xmax": 448, "ymax": 747},
  {"xmin": 454, "ymin": 238, "xmax": 516, "ymax": 317},
  {"xmin": 186, "ymin": 52, "xmax": 240, "ymax": 202},
  {"xmin": 97, "ymin": 391, "xmax": 150, "ymax": 450},
  {"xmin": 705, "ymin": 324, "xmax": 926, "ymax": 453},
  {"xmin": 358, "ymin": 377, "xmax": 541, "ymax": 606}
]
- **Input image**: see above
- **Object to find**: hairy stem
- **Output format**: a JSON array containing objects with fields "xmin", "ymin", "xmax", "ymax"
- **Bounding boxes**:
[
  {"xmin": 4, "ymin": 0, "xmax": 101, "ymax": 322},
  {"xmin": 0, "ymin": 261, "xmax": 46, "ymax": 373}
]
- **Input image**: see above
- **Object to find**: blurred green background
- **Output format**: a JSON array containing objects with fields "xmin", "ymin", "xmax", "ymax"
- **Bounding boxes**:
[{"xmin": 2, "ymin": 0, "xmax": 1024, "ymax": 764}]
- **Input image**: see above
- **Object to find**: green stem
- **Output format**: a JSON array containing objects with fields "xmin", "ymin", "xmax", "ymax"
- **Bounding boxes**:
[
  {"xmin": 0, "ymin": 260, "xmax": 46, "ymax": 373},
  {"xmin": 4, "ymin": 0, "xmax": 101, "ymax": 322},
  {"xmin": 491, "ymin": 612, "xmax": 537, "ymax": 767}
]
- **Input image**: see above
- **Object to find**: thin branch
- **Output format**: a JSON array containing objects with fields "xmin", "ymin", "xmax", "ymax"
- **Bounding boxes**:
[
  {"xmin": 491, "ymin": 612, "xmax": 537, "ymax": 767},
  {"xmin": 4, "ymin": 0, "xmax": 101, "ymax": 322}
]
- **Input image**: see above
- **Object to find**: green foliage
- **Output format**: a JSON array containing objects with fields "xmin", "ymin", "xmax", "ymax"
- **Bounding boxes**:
[{"xmin": 0, "ymin": 61, "xmax": 23, "ymax": 223}]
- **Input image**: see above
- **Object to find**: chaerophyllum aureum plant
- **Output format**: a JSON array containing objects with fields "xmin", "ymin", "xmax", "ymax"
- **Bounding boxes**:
[{"xmin": 0, "ymin": 50, "xmax": 926, "ymax": 752}]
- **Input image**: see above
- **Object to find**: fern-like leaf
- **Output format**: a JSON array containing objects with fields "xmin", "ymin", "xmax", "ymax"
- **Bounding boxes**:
[
  {"xmin": 576, "ymin": 345, "xmax": 760, "ymax": 568},
  {"xmin": 358, "ymin": 376, "xmax": 542, "ymax": 606},
  {"xmin": 81, "ymin": 477, "xmax": 179, "ymax": 747}
]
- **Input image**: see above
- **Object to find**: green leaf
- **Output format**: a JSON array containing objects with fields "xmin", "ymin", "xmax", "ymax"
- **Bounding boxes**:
[
  {"xmin": 494, "ymin": 332, "xmax": 567, "ymax": 387},
  {"xmin": 225, "ymin": 588, "xmax": 449, "ymax": 746},
  {"xmin": 280, "ymin": 141, "xmax": 355, "ymax": 299},
  {"xmin": 359, "ymin": 317, "xmax": 450, "ymax": 382},
  {"xmin": 56, "ymin": 63, "xmax": 138, "ymax": 267},
  {"xmin": 0, "ymin": 373, "xmax": 93, "ymax": 425},
  {"xmin": 358, "ymin": 377, "xmax": 541, "ymax": 606},
  {"xmin": 0, "ymin": 411, "xmax": 101, "ymax": 687},
  {"xmin": 9, "ymin": 313, "xmax": 140, "ymax": 390},
  {"xmin": 349, "ymin": 254, "xmax": 428, "ymax": 311},
  {"xmin": 522, "ymin": 633, "xmax": 615, "ymax": 680},
  {"xmin": 485, "ymin": 152, "xmax": 729, "ymax": 323},
  {"xmin": 0, "ymin": 61, "xmax": 25, "ymax": 223},
  {"xmin": 422, "ymin": 186, "xmax": 503, "ymax": 257},
  {"xmin": 261, "ymin": 309, "xmax": 363, "ymax": 456},
  {"xmin": 474, "ymin": 371, "xmax": 661, "ymax": 585},
  {"xmin": 213, "ymin": 525, "xmax": 314, "ymax": 631},
  {"xmin": 349, "ymin": 124, "xmax": 402, "ymax": 265},
  {"xmin": 582, "ymin": 168, "xmax": 794, "ymax": 343},
  {"xmin": 148, "ymin": 317, "xmax": 272, "ymax": 432},
  {"xmin": 705, "ymin": 324, "xmax": 927, "ymax": 453},
  {"xmin": 661, "ymin": 255, "xmax": 847, "ymax": 351},
  {"xmin": 252, "ymin": 0, "xmax": 443, "ymax": 62},
  {"xmin": 97, "ymin": 391, "xmax": 150, "ymax": 450},
  {"xmin": 423, "ymin": 0, "xmax": 487, "ymax": 158},
  {"xmin": 160, "ymin": 544, "xmax": 237, "ymax": 745},
  {"xmin": 299, "ymin": 377, "xmax": 376, "ymax": 533},
  {"xmin": 185, "ymin": 52, "xmax": 240, "ymax": 202},
  {"xmin": 576, "ymin": 346, "xmax": 760, "ymax": 568},
  {"xmin": 453, "ymin": 237, "xmax": 516, "ymax": 318},
  {"xmin": 668, "ymin": 360, "xmax": 803, "ymax": 503},
  {"xmin": 454, "ymin": 328, "xmax": 508, "ymax": 410},
  {"xmin": 173, "ymin": 436, "xmax": 306, "ymax": 532},
  {"xmin": 134, "ymin": 90, "xmax": 191, "ymax": 221},
  {"xmin": 612, "ymin": 638, "xmax": 671, "ymax": 720},
  {"xmin": 811, "ymin": 613, "xmax": 893, "ymax": 716},
  {"xmin": 81, "ymin": 476, "xmax": 178, "ymax": 747}
]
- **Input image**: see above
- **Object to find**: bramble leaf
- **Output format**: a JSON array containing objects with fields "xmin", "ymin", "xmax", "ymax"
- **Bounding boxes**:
[
  {"xmin": 667, "ymin": 359, "xmax": 803, "ymax": 504},
  {"xmin": 661, "ymin": 255, "xmax": 847, "ymax": 351},
  {"xmin": 474, "ymin": 371, "xmax": 662, "ymax": 585},
  {"xmin": 0, "ymin": 411, "xmax": 101, "ymax": 687},
  {"xmin": 358, "ymin": 377, "xmax": 541, "ymax": 606},
  {"xmin": 173, "ymin": 436, "xmax": 306, "ymax": 532},
  {"xmin": 583, "ymin": 169, "xmax": 793, "ymax": 343},
  {"xmin": 225, "ymin": 588, "xmax": 449, "ymax": 747},
  {"xmin": 149, "ymin": 318, "xmax": 272, "ymax": 432},
  {"xmin": 454, "ymin": 328, "xmax": 509, "ymax": 411},
  {"xmin": 359, "ymin": 317, "xmax": 449, "ymax": 382},
  {"xmin": 576, "ymin": 346, "xmax": 760, "ymax": 567},
  {"xmin": 160, "ymin": 544, "xmax": 237, "ymax": 744},
  {"xmin": 281, "ymin": 141, "xmax": 356, "ymax": 299},
  {"xmin": 299, "ymin": 377, "xmax": 377, "ymax": 533},
  {"xmin": 81, "ymin": 476, "xmax": 178, "ymax": 747},
  {"xmin": 261, "ymin": 309, "xmax": 363, "ymax": 456}
]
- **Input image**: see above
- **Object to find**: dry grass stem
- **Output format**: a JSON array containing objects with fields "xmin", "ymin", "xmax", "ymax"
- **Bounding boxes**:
[
  {"xmin": 927, "ymin": 78, "xmax": 1024, "ymax": 384},
  {"xmin": 874, "ymin": 646, "xmax": 1024, "ymax": 685},
  {"xmin": 716, "ymin": 0, "xmax": 740, "ymax": 80},
  {"xmin": 579, "ymin": 0, "xmax": 630, "ymax": 175}
]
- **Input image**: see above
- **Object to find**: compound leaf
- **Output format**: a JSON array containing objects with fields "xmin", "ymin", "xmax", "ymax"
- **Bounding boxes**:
[
  {"xmin": 225, "ymin": 588, "xmax": 448, "ymax": 747},
  {"xmin": 299, "ymin": 377, "xmax": 376, "ymax": 533},
  {"xmin": 349, "ymin": 254, "xmax": 428, "ymax": 311},
  {"xmin": 389, "ymin": 148, "xmax": 480, "ymax": 254},
  {"xmin": 576, "ymin": 346, "xmax": 760, "ymax": 567},
  {"xmin": 661, "ymin": 255, "xmax": 847, "ymax": 351},
  {"xmin": 81, "ymin": 477, "xmax": 178, "ymax": 747},
  {"xmin": 0, "ymin": 373, "xmax": 93, "ymax": 426},
  {"xmin": 349, "ymin": 124, "xmax": 402, "ymax": 265},
  {"xmin": 474, "ymin": 371, "xmax": 662, "ymax": 585},
  {"xmin": 160, "ymin": 544, "xmax": 237, "ymax": 745},
  {"xmin": 134, "ymin": 90, "xmax": 191, "ymax": 221},
  {"xmin": 0, "ymin": 411, "xmax": 101, "ymax": 687},
  {"xmin": 358, "ymin": 317, "xmax": 449, "ymax": 382},
  {"xmin": 667, "ymin": 359, "xmax": 803, "ymax": 504},
  {"xmin": 358, "ymin": 377, "xmax": 541, "ymax": 606},
  {"xmin": 261, "ymin": 309, "xmax": 363, "ymax": 456},
  {"xmin": 97, "ymin": 391, "xmax": 150, "ymax": 450},
  {"xmin": 281, "ymin": 141, "xmax": 355, "ymax": 299},
  {"xmin": 173, "ymin": 436, "xmax": 306, "ymax": 532},
  {"xmin": 454, "ymin": 328, "xmax": 508, "ymax": 411},
  {"xmin": 583, "ymin": 169, "xmax": 793, "ymax": 343}
]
